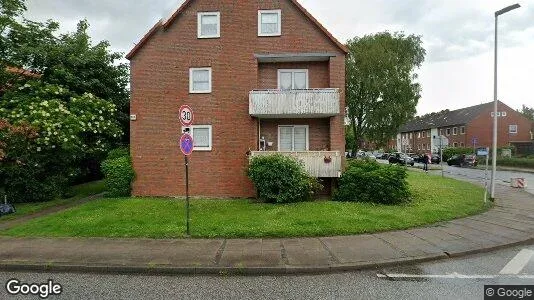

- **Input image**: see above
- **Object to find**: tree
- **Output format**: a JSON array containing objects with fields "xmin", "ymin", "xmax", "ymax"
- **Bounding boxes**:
[
  {"xmin": 346, "ymin": 32, "xmax": 426, "ymax": 154},
  {"xmin": 519, "ymin": 105, "xmax": 534, "ymax": 121},
  {"xmin": 0, "ymin": 82, "xmax": 122, "ymax": 202}
]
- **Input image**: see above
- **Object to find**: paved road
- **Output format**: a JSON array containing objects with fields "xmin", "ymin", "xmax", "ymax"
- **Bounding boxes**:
[
  {"xmin": 1, "ymin": 243, "xmax": 533, "ymax": 300},
  {"xmin": 378, "ymin": 159, "xmax": 534, "ymax": 195}
]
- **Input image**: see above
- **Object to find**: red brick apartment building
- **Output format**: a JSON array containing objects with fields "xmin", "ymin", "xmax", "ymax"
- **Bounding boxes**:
[
  {"xmin": 394, "ymin": 101, "xmax": 533, "ymax": 154},
  {"xmin": 127, "ymin": 0, "xmax": 347, "ymax": 198}
]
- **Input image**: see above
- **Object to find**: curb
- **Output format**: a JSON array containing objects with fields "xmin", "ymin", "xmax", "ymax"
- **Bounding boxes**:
[{"xmin": 1, "ymin": 238, "xmax": 533, "ymax": 276}]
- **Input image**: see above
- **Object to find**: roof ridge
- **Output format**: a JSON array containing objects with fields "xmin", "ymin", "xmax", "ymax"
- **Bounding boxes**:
[{"xmin": 126, "ymin": 0, "xmax": 347, "ymax": 60}]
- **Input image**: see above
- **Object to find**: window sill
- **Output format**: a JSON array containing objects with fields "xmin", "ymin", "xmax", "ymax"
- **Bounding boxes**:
[
  {"xmin": 258, "ymin": 33, "xmax": 282, "ymax": 37},
  {"xmin": 189, "ymin": 91, "xmax": 212, "ymax": 94},
  {"xmin": 198, "ymin": 36, "xmax": 220, "ymax": 39}
]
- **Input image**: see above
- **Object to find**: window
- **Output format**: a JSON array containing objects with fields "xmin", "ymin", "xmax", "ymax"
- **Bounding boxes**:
[
  {"xmin": 278, "ymin": 125, "xmax": 308, "ymax": 151},
  {"xmin": 278, "ymin": 69, "xmax": 308, "ymax": 90},
  {"xmin": 189, "ymin": 68, "xmax": 212, "ymax": 93},
  {"xmin": 453, "ymin": 127, "xmax": 458, "ymax": 135},
  {"xmin": 460, "ymin": 126, "xmax": 465, "ymax": 135},
  {"xmin": 422, "ymin": 143, "xmax": 426, "ymax": 150},
  {"xmin": 422, "ymin": 131, "xmax": 426, "ymax": 138},
  {"xmin": 427, "ymin": 144, "xmax": 430, "ymax": 150},
  {"xmin": 417, "ymin": 132, "xmax": 421, "ymax": 139},
  {"xmin": 502, "ymin": 111, "xmax": 507, "ymax": 117},
  {"xmin": 460, "ymin": 142, "xmax": 464, "ymax": 147},
  {"xmin": 453, "ymin": 142, "xmax": 458, "ymax": 148},
  {"xmin": 198, "ymin": 12, "xmax": 220, "ymax": 38},
  {"xmin": 417, "ymin": 145, "xmax": 420, "ymax": 150},
  {"xmin": 446, "ymin": 128, "xmax": 451, "ymax": 136},
  {"xmin": 409, "ymin": 133, "xmax": 412, "ymax": 139},
  {"xmin": 439, "ymin": 129, "xmax": 443, "ymax": 136},
  {"xmin": 191, "ymin": 125, "xmax": 212, "ymax": 151},
  {"xmin": 491, "ymin": 112, "xmax": 495, "ymax": 117},
  {"xmin": 509, "ymin": 125, "xmax": 518, "ymax": 134},
  {"xmin": 258, "ymin": 10, "xmax": 281, "ymax": 36}
]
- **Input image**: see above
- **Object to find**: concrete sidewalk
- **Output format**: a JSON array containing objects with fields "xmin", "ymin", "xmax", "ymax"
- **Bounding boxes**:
[{"xmin": 0, "ymin": 185, "xmax": 533, "ymax": 275}]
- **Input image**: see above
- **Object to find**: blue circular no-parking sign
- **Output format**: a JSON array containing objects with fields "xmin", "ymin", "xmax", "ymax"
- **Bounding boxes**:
[{"xmin": 180, "ymin": 134, "xmax": 194, "ymax": 156}]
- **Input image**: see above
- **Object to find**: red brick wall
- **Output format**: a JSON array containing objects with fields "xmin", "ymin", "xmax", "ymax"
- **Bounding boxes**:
[
  {"xmin": 260, "ymin": 119, "xmax": 331, "ymax": 151},
  {"xmin": 436, "ymin": 126, "xmax": 468, "ymax": 148},
  {"xmin": 257, "ymin": 62, "xmax": 330, "ymax": 89},
  {"xmin": 129, "ymin": 0, "xmax": 346, "ymax": 198},
  {"xmin": 467, "ymin": 102, "xmax": 533, "ymax": 148}
]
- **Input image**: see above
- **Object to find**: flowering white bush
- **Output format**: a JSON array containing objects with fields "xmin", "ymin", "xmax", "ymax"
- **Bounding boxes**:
[{"xmin": 0, "ymin": 81, "xmax": 122, "ymax": 155}]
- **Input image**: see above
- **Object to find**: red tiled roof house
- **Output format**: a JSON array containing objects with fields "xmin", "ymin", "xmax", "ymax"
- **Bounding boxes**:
[{"xmin": 127, "ymin": 0, "xmax": 347, "ymax": 198}]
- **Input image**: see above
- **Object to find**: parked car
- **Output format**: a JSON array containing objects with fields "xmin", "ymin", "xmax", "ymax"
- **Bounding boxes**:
[
  {"xmin": 431, "ymin": 154, "xmax": 441, "ymax": 164},
  {"xmin": 447, "ymin": 154, "xmax": 477, "ymax": 167},
  {"xmin": 388, "ymin": 152, "xmax": 415, "ymax": 166}
]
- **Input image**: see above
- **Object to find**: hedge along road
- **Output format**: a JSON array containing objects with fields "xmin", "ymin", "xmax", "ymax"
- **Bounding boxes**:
[{"xmin": 0, "ymin": 171, "xmax": 488, "ymax": 239}]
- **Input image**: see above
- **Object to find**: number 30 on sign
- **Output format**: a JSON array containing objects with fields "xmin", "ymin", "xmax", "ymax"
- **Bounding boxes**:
[{"xmin": 179, "ymin": 105, "xmax": 194, "ymax": 127}]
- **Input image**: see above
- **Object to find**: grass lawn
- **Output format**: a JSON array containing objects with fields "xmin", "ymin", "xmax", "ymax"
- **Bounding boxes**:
[
  {"xmin": 1, "ymin": 172, "xmax": 489, "ymax": 238},
  {"xmin": 0, "ymin": 181, "xmax": 105, "ymax": 222}
]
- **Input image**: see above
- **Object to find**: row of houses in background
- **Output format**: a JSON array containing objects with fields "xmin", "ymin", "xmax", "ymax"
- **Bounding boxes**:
[{"xmin": 391, "ymin": 101, "xmax": 534, "ymax": 154}]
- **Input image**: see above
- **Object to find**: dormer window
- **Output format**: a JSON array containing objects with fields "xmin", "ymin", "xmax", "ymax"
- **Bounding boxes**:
[
  {"xmin": 258, "ymin": 10, "xmax": 281, "ymax": 36},
  {"xmin": 198, "ymin": 12, "xmax": 220, "ymax": 38}
]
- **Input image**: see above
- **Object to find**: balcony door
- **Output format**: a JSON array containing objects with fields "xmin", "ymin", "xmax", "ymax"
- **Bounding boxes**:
[
  {"xmin": 278, "ymin": 125, "xmax": 309, "ymax": 151},
  {"xmin": 278, "ymin": 69, "xmax": 308, "ymax": 90}
]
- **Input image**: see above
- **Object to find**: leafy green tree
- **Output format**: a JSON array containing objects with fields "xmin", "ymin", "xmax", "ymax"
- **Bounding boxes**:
[
  {"xmin": 0, "ymin": 82, "xmax": 122, "ymax": 202},
  {"xmin": 346, "ymin": 32, "xmax": 426, "ymax": 154},
  {"xmin": 519, "ymin": 105, "xmax": 534, "ymax": 121}
]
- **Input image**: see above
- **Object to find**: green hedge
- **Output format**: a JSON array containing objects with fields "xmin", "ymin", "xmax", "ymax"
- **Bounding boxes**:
[
  {"xmin": 247, "ymin": 154, "xmax": 321, "ymax": 204},
  {"xmin": 101, "ymin": 152, "xmax": 134, "ymax": 198},
  {"xmin": 334, "ymin": 160, "xmax": 411, "ymax": 205},
  {"xmin": 487, "ymin": 157, "xmax": 534, "ymax": 169}
]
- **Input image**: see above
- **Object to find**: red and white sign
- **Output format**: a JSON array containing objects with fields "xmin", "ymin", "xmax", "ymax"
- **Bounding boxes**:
[
  {"xmin": 511, "ymin": 178, "xmax": 527, "ymax": 189},
  {"xmin": 179, "ymin": 105, "xmax": 194, "ymax": 127}
]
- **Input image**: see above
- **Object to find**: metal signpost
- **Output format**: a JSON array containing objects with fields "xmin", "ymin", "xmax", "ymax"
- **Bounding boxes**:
[
  {"xmin": 179, "ymin": 105, "xmax": 194, "ymax": 236},
  {"xmin": 433, "ymin": 135, "xmax": 449, "ymax": 178},
  {"xmin": 477, "ymin": 147, "xmax": 490, "ymax": 204}
]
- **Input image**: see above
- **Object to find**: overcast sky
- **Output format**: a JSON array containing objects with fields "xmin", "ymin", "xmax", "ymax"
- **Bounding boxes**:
[{"xmin": 25, "ymin": 0, "xmax": 534, "ymax": 116}]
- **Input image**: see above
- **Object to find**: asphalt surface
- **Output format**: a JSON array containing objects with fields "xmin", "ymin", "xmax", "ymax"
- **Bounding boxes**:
[
  {"xmin": 0, "ymin": 243, "xmax": 533, "ymax": 300},
  {"xmin": 378, "ymin": 159, "xmax": 534, "ymax": 195}
]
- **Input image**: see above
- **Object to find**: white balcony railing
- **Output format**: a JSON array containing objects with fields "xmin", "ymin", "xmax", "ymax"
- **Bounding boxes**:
[
  {"xmin": 250, "ymin": 151, "xmax": 342, "ymax": 178},
  {"xmin": 249, "ymin": 89, "xmax": 340, "ymax": 118}
]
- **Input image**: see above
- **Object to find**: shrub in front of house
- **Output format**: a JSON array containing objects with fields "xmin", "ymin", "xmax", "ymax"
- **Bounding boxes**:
[
  {"xmin": 247, "ymin": 154, "xmax": 322, "ymax": 204},
  {"xmin": 334, "ymin": 160, "xmax": 411, "ymax": 205},
  {"xmin": 101, "ymin": 149, "xmax": 134, "ymax": 197}
]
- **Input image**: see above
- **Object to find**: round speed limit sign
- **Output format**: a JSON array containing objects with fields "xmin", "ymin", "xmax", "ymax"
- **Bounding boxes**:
[{"xmin": 179, "ymin": 105, "xmax": 194, "ymax": 127}]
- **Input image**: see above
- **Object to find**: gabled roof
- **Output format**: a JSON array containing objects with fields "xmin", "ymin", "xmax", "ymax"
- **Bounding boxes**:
[
  {"xmin": 126, "ymin": 0, "xmax": 348, "ymax": 60},
  {"xmin": 400, "ymin": 102, "xmax": 495, "ymax": 133}
]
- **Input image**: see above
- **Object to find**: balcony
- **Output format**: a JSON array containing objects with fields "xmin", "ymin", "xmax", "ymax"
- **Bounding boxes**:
[
  {"xmin": 249, "ymin": 151, "xmax": 342, "ymax": 178},
  {"xmin": 249, "ymin": 89, "xmax": 340, "ymax": 118}
]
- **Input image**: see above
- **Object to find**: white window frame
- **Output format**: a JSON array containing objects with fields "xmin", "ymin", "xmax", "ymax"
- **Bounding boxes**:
[
  {"xmin": 197, "ymin": 12, "xmax": 221, "ymax": 39},
  {"xmin": 189, "ymin": 67, "xmax": 212, "ymax": 94},
  {"xmin": 446, "ymin": 128, "xmax": 451, "ymax": 136},
  {"xmin": 502, "ymin": 111, "xmax": 507, "ymax": 117},
  {"xmin": 453, "ymin": 127, "xmax": 458, "ymax": 135},
  {"xmin": 422, "ymin": 131, "xmax": 426, "ymax": 138},
  {"xmin": 258, "ymin": 9, "xmax": 282, "ymax": 37},
  {"xmin": 277, "ymin": 69, "xmax": 308, "ymax": 90},
  {"xmin": 509, "ymin": 124, "xmax": 518, "ymax": 134},
  {"xmin": 191, "ymin": 125, "xmax": 212, "ymax": 151},
  {"xmin": 277, "ymin": 125, "xmax": 309, "ymax": 151},
  {"xmin": 460, "ymin": 126, "xmax": 465, "ymax": 135}
]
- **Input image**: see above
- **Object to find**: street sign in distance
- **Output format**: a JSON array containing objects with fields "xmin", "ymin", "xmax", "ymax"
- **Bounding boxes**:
[
  {"xmin": 180, "ymin": 134, "xmax": 194, "ymax": 156},
  {"xmin": 179, "ymin": 105, "xmax": 194, "ymax": 127},
  {"xmin": 477, "ymin": 147, "xmax": 489, "ymax": 156},
  {"xmin": 433, "ymin": 136, "xmax": 449, "ymax": 148}
]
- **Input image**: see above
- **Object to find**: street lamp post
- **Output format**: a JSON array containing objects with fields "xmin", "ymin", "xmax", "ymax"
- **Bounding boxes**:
[{"xmin": 490, "ymin": 3, "xmax": 520, "ymax": 200}]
